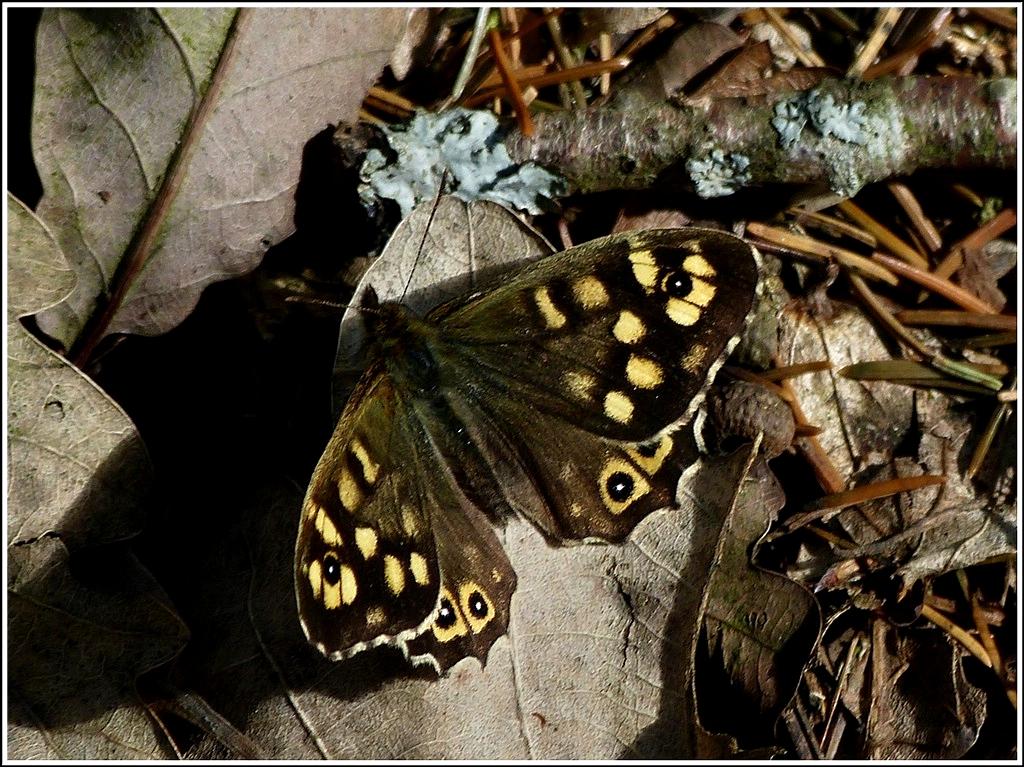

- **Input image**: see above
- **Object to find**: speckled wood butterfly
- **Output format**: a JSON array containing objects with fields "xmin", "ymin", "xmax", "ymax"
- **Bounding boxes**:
[{"xmin": 295, "ymin": 216, "xmax": 758, "ymax": 672}]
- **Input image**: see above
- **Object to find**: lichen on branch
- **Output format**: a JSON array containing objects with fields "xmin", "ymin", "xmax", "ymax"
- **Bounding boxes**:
[{"xmin": 503, "ymin": 76, "xmax": 1017, "ymax": 199}]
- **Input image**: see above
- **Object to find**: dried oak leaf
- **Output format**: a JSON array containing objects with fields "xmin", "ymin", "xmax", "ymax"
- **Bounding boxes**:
[
  {"xmin": 32, "ymin": 7, "xmax": 408, "ymax": 352},
  {"xmin": 7, "ymin": 194, "xmax": 187, "ymax": 759}
]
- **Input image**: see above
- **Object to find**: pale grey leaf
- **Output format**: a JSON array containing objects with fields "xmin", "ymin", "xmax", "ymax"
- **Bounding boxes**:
[
  {"xmin": 32, "ymin": 7, "xmax": 408, "ymax": 349},
  {"xmin": 6, "ymin": 194, "xmax": 186, "ymax": 759}
]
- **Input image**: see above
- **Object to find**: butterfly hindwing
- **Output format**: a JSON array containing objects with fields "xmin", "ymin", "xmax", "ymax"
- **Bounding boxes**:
[
  {"xmin": 296, "ymin": 363, "xmax": 442, "ymax": 658},
  {"xmin": 404, "ymin": 491, "xmax": 517, "ymax": 671},
  {"xmin": 443, "ymin": 383, "xmax": 691, "ymax": 542},
  {"xmin": 296, "ymin": 358, "xmax": 517, "ymax": 670}
]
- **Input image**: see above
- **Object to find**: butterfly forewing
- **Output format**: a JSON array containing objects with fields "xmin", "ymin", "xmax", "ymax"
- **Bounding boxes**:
[
  {"xmin": 297, "ymin": 358, "xmax": 517, "ymax": 670},
  {"xmin": 430, "ymin": 230, "xmax": 758, "ymax": 442}
]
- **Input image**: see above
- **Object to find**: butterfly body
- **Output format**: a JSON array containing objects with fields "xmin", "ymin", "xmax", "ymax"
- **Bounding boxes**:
[{"xmin": 296, "ymin": 227, "xmax": 758, "ymax": 672}]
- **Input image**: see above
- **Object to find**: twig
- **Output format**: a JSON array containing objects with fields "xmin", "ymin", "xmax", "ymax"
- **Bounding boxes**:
[{"xmin": 505, "ymin": 76, "xmax": 1016, "ymax": 196}]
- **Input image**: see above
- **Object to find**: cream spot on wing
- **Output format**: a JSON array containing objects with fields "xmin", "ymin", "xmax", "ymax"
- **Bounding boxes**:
[
  {"xmin": 534, "ymin": 286, "xmax": 567, "ymax": 329},
  {"xmin": 666, "ymin": 297, "xmax": 700, "ymax": 326},
  {"xmin": 315, "ymin": 507, "xmax": 343, "ymax": 547},
  {"xmin": 340, "ymin": 563, "xmax": 358, "ymax": 605},
  {"xmin": 684, "ymin": 253, "xmax": 715, "ymax": 277},
  {"xmin": 563, "ymin": 370, "xmax": 597, "ymax": 400},
  {"xmin": 338, "ymin": 463, "xmax": 363, "ymax": 512},
  {"xmin": 323, "ymin": 580, "xmax": 341, "ymax": 610},
  {"xmin": 384, "ymin": 554, "xmax": 405, "ymax": 595},
  {"xmin": 629, "ymin": 249, "xmax": 658, "ymax": 291},
  {"xmin": 627, "ymin": 433, "xmax": 674, "ymax": 474},
  {"xmin": 321, "ymin": 561, "xmax": 342, "ymax": 614},
  {"xmin": 681, "ymin": 237, "xmax": 704, "ymax": 255},
  {"xmin": 400, "ymin": 505, "xmax": 421, "ymax": 537},
  {"xmin": 572, "ymin": 276, "xmax": 609, "ymax": 309},
  {"xmin": 685, "ymin": 276, "xmax": 717, "ymax": 308},
  {"xmin": 351, "ymin": 439, "xmax": 379, "ymax": 484},
  {"xmin": 409, "ymin": 552, "xmax": 430, "ymax": 586},
  {"xmin": 613, "ymin": 310, "xmax": 646, "ymax": 344},
  {"xmin": 626, "ymin": 355, "xmax": 664, "ymax": 389},
  {"xmin": 604, "ymin": 391, "xmax": 634, "ymax": 424},
  {"xmin": 308, "ymin": 559, "xmax": 323, "ymax": 600},
  {"xmin": 681, "ymin": 342, "xmax": 709, "ymax": 373},
  {"xmin": 366, "ymin": 605, "xmax": 387, "ymax": 627},
  {"xmin": 355, "ymin": 526, "xmax": 378, "ymax": 559}
]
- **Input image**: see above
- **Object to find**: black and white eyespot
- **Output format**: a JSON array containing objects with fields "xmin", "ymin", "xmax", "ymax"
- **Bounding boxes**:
[{"xmin": 436, "ymin": 596, "xmax": 458, "ymax": 629}]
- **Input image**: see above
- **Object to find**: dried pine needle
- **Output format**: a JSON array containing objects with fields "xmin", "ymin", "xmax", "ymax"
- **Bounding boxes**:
[
  {"xmin": 871, "ymin": 252, "xmax": 1001, "ymax": 314},
  {"xmin": 894, "ymin": 309, "xmax": 1017, "ymax": 331},
  {"xmin": 837, "ymin": 199, "xmax": 929, "ymax": 270},
  {"xmin": 747, "ymin": 222, "xmax": 898, "ymax": 285},
  {"xmin": 921, "ymin": 603, "xmax": 993, "ymax": 668}
]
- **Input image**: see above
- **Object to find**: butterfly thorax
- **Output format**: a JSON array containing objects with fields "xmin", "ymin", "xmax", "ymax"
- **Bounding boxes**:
[{"xmin": 362, "ymin": 296, "xmax": 445, "ymax": 393}]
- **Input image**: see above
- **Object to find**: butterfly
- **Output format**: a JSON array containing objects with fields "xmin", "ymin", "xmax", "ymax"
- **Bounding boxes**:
[{"xmin": 294, "ymin": 209, "xmax": 758, "ymax": 672}]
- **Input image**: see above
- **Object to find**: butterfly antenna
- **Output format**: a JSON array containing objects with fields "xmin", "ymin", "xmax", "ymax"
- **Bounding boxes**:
[
  {"xmin": 399, "ymin": 167, "xmax": 452, "ymax": 304},
  {"xmin": 285, "ymin": 295, "xmax": 356, "ymax": 312}
]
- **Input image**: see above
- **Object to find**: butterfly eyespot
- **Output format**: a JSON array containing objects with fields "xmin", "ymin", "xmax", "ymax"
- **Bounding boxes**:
[
  {"xmin": 322, "ymin": 553, "xmax": 341, "ymax": 585},
  {"xmin": 606, "ymin": 471, "xmax": 635, "ymax": 503},
  {"xmin": 436, "ymin": 597, "xmax": 458, "ymax": 629},
  {"xmin": 661, "ymin": 270, "xmax": 693, "ymax": 298},
  {"xmin": 466, "ymin": 591, "xmax": 489, "ymax": 619}
]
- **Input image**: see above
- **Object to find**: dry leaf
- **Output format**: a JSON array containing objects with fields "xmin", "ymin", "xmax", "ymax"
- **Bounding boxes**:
[
  {"xmin": 581, "ymin": 7, "xmax": 670, "ymax": 37},
  {"xmin": 32, "ymin": 8, "xmax": 408, "ymax": 352},
  {"xmin": 865, "ymin": 623, "xmax": 986, "ymax": 758},
  {"xmin": 7, "ymin": 193, "xmax": 186, "ymax": 758},
  {"xmin": 655, "ymin": 20, "xmax": 744, "ymax": 96},
  {"xmin": 697, "ymin": 453, "xmax": 820, "ymax": 749},
  {"xmin": 779, "ymin": 301, "xmax": 915, "ymax": 479}
]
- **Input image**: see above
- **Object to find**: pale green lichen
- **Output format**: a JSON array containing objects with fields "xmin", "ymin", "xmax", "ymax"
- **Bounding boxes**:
[
  {"xmin": 359, "ymin": 108, "xmax": 565, "ymax": 217},
  {"xmin": 806, "ymin": 91, "xmax": 868, "ymax": 145},
  {"xmin": 771, "ymin": 97, "xmax": 807, "ymax": 149},
  {"xmin": 686, "ymin": 149, "xmax": 751, "ymax": 198},
  {"xmin": 771, "ymin": 87, "xmax": 870, "ymax": 149}
]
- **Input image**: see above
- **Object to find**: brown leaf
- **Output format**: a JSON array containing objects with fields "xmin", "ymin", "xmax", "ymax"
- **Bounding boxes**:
[
  {"xmin": 865, "ymin": 624, "xmax": 986, "ymax": 758},
  {"xmin": 956, "ymin": 238, "xmax": 1016, "ymax": 312},
  {"xmin": 697, "ymin": 453, "xmax": 821, "ymax": 749},
  {"xmin": 9, "ymin": 536, "xmax": 188, "ymax": 759},
  {"xmin": 654, "ymin": 20, "xmax": 744, "ymax": 97},
  {"xmin": 32, "ymin": 8, "xmax": 408, "ymax": 354},
  {"xmin": 581, "ymin": 7, "xmax": 670, "ymax": 37},
  {"xmin": 778, "ymin": 301, "xmax": 915, "ymax": 480},
  {"xmin": 7, "ymin": 193, "xmax": 186, "ymax": 759}
]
